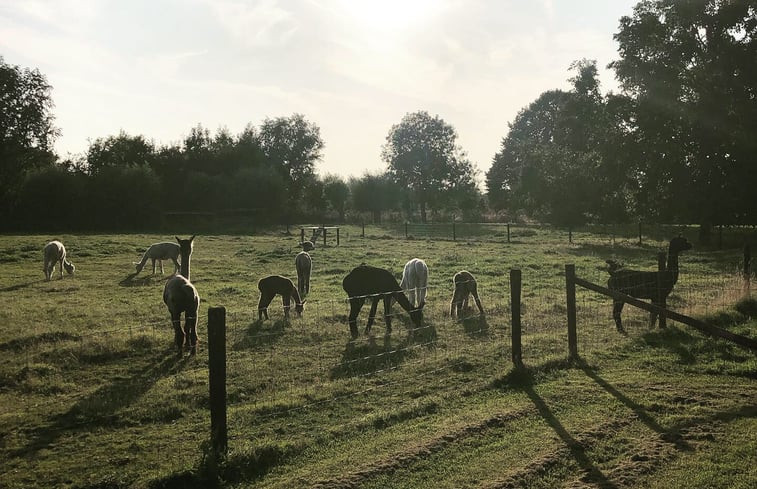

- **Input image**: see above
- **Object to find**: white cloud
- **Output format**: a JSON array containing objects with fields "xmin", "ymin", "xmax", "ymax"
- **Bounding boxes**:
[{"xmin": 201, "ymin": 0, "xmax": 299, "ymax": 47}]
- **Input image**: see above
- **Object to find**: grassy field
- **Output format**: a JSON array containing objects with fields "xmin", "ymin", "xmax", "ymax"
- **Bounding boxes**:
[{"xmin": 0, "ymin": 226, "xmax": 755, "ymax": 488}]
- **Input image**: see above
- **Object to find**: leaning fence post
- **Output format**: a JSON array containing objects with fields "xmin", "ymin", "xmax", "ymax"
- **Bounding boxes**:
[
  {"xmin": 565, "ymin": 264, "xmax": 578, "ymax": 359},
  {"xmin": 657, "ymin": 252, "xmax": 667, "ymax": 329},
  {"xmin": 510, "ymin": 269, "xmax": 523, "ymax": 368},
  {"xmin": 208, "ymin": 306, "xmax": 228, "ymax": 455},
  {"xmin": 744, "ymin": 243, "xmax": 751, "ymax": 295}
]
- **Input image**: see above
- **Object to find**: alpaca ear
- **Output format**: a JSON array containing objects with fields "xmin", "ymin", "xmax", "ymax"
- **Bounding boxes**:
[
  {"xmin": 175, "ymin": 236, "xmax": 181, "ymax": 243},
  {"xmin": 190, "ymin": 235, "xmax": 196, "ymax": 242}
]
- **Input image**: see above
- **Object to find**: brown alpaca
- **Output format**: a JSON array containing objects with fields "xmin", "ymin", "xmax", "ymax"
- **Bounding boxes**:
[
  {"xmin": 163, "ymin": 236, "xmax": 200, "ymax": 354},
  {"xmin": 450, "ymin": 270, "xmax": 484, "ymax": 318},
  {"xmin": 258, "ymin": 275, "xmax": 305, "ymax": 320},
  {"xmin": 295, "ymin": 251, "xmax": 312, "ymax": 297}
]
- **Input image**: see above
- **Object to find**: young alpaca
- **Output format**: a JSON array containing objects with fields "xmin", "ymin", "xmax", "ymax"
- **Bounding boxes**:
[
  {"xmin": 299, "ymin": 240, "xmax": 316, "ymax": 252},
  {"xmin": 43, "ymin": 240, "xmax": 75, "ymax": 281},
  {"xmin": 163, "ymin": 236, "xmax": 200, "ymax": 354},
  {"xmin": 400, "ymin": 258, "xmax": 429, "ymax": 308},
  {"xmin": 134, "ymin": 241, "xmax": 180, "ymax": 275},
  {"xmin": 342, "ymin": 264, "xmax": 423, "ymax": 339},
  {"xmin": 607, "ymin": 236, "xmax": 692, "ymax": 332},
  {"xmin": 295, "ymin": 251, "xmax": 312, "ymax": 297},
  {"xmin": 450, "ymin": 270, "xmax": 484, "ymax": 318},
  {"xmin": 257, "ymin": 275, "xmax": 305, "ymax": 320}
]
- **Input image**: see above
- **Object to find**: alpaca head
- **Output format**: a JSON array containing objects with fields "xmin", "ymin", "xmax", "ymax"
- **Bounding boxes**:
[
  {"xmin": 64, "ymin": 261, "xmax": 75, "ymax": 275},
  {"xmin": 299, "ymin": 240, "xmax": 315, "ymax": 252},
  {"xmin": 293, "ymin": 299, "xmax": 306, "ymax": 317},
  {"xmin": 669, "ymin": 236, "xmax": 692, "ymax": 255},
  {"xmin": 176, "ymin": 235, "xmax": 195, "ymax": 255}
]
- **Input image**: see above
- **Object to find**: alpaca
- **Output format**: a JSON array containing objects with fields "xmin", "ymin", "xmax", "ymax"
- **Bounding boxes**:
[
  {"xmin": 450, "ymin": 270, "xmax": 484, "ymax": 318},
  {"xmin": 295, "ymin": 251, "xmax": 312, "ymax": 297},
  {"xmin": 163, "ymin": 235, "xmax": 200, "ymax": 354},
  {"xmin": 134, "ymin": 241, "xmax": 180, "ymax": 275},
  {"xmin": 400, "ymin": 258, "xmax": 429, "ymax": 308},
  {"xmin": 43, "ymin": 240, "xmax": 75, "ymax": 281},
  {"xmin": 607, "ymin": 236, "xmax": 692, "ymax": 332},
  {"xmin": 342, "ymin": 264, "xmax": 423, "ymax": 338},
  {"xmin": 299, "ymin": 240, "xmax": 316, "ymax": 252},
  {"xmin": 257, "ymin": 275, "xmax": 305, "ymax": 320}
]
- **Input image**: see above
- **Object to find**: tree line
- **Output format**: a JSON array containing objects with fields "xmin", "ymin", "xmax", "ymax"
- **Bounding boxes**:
[{"xmin": 2, "ymin": 1, "xmax": 755, "ymax": 237}]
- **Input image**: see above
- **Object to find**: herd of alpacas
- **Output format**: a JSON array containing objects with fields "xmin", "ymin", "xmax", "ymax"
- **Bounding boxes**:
[{"xmin": 42, "ymin": 234, "xmax": 691, "ymax": 352}]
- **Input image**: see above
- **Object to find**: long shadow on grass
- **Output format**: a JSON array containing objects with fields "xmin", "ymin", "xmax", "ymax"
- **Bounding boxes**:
[
  {"xmin": 461, "ymin": 315, "xmax": 489, "ymax": 338},
  {"xmin": 0, "ymin": 279, "xmax": 44, "ymax": 292},
  {"xmin": 233, "ymin": 319, "xmax": 286, "ymax": 349},
  {"xmin": 12, "ymin": 348, "xmax": 189, "ymax": 458},
  {"xmin": 119, "ymin": 272, "xmax": 171, "ymax": 287},
  {"xmin": 576, "ymin": 358, "xmax": 693, "ymax": 451},
  {"xmin": 500, "ymin": 368, "xmax": 620, "ymax": 488}
]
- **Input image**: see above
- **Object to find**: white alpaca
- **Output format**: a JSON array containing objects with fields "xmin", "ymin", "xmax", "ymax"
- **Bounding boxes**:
[
  {"xmin": 134, "ymin": 242, "xmax": 180, "ymax": 275},
  {"xmin": 400, "ymin": 258, "xmax": 429, "ymax": 308},
  {"xmin": 163, "ymin": 236, "xmax": 200, "ymax": 354},
  {"xmin": 43, "ymin": 240, "xmax": 75, "ymax": 281},
  {"xmin": 295, "ymin": 251, "xmax": 312, "ymax": 297}
]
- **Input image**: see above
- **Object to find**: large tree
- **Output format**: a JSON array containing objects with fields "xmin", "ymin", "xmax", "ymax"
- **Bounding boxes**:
[
  {"xmin": 0, "ymin": 57, "xmax": 58, "ymax": 215},
  {"xmin": 85, "ymin": 131, "xmax": 156, "ymax": 175},
  {"xmin": 610, "ymin": 0, "xmax": 757, "ymax": 238},
  {"xmin": 381, "ymin": 111, "xmax": 477, "ymax": 223},
  {"xmin": 258, "ymin": 113, "xmax": 324, "ymax": 201}
]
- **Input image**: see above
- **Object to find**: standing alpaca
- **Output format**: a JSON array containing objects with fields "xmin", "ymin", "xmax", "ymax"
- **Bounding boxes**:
[
  {"xmin": 342, "ymin": 264, "xmax": 423, "ymax": 339},
  {"xmin": 257, "ymin": 275, "xmax": 305, "ymax": 320},
  {"xmin": 299, "ymin": 240, "xmax": 316, "ymax": 252},
  {"xmin": 400, "ymin": 258, "xmax": 429, "ymax": 308},
  {"xmin": 134, "ymin": 242, "xmax": 180, "ymax": 275},
  {"xmin": 163, "ymin": 236, "xmax": 200, "ymax": 354},
  {"xmin": 450, "ymin": 270, "xmax": 484, "ymax": 318},
  {"xmin": 43, "ymin": 240, "xmax": 75, "ymax": 281},
  {"xmin": 295, "ymin": 251, "xmax": 312, "ymax": 297},
  {"xmin": 607, "ymin": 236, "xmax": 692, "ymax": 332}
]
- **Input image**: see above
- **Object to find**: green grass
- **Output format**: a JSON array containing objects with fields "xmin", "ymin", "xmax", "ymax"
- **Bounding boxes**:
[{"xmin": 0, "ymin": 226, "xmax": 754, "ymax": 488}]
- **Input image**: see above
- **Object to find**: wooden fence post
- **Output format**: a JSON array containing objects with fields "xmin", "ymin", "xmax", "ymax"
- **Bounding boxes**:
[
  {"xmin": 744, "ymin": 243, "xmax": 751, "ymax": 295},
  {"xmin": 208, "ymin": 306, "xmax": 227, "ymax": 455},
  {"xmin": 300, "ymin": 228, "xmax": 305, "ymax": 244},
  {"xmin": 362, "ymin": 221, "xmax": 365, "ymax": 238},
  {"xmin": 638, "ymin": 221, "xmax": 643, "ymax": 246},
  {"xmin": 510, "ymin": 269, "xmax": 523, "ymax": 368},
  {"xmin": 657, "ymin": 252, "xmax": 667, "ymax": 328},
  {"xmin": 323, "ymin": 227, "xmax": 327, "ymax": 248},
  {"xmin": 565, "ymin": 264, "xmax": 578, "ymax": 359},
  {"xmin": 405, "ymin": 222, "xmax": 408, "ymax": 239},
  {"xmin": 336, "ymin": 227, "xmax": 340, "ymax": 246},
  {"xmin": 569, "ymin": 227, "xmax": 573, "ymax": 244},
  {"xmin": 507, "ymin": 223, "xmax": 511, "ymax": 244},
  {"xmin": 452, "ymin": 222, "xmax": 456, "ymax": 242}
]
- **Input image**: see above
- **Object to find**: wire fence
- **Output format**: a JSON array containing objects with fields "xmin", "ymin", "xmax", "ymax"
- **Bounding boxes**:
[{"xmin": 4, "ymin": 267, "xmax": 751, "ymax": 448}]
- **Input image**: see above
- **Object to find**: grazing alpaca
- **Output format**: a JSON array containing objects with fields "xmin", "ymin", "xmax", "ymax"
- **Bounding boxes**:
[
  {"xmin": 299, "ymin": 240, "xmax": 316, "ymax": 252},
  {"xmin": 400, "ymin": 258, "xmax": 429, "ymax": 308},
  {"xmin": 163, "ymin": 236, "xmax": 200, "ymax": 354},
  {"xmin": 295, "ymin": 251, "xmax": 312, "ymax": 297},
  {"xmin": 342, "ymin": 264, "xmax": 423, "ymax": 338},
  {"xmin": 257, "ymin": 275, "xmax": 305, "ymax": 320},
  {"xmin": 134, "ymin": 242, "xmax": 180, "ymax": 275},
  {"xmin": 450, "ymin": 270, "xmax": 484, "ymax": 318},
  {"xmin": 607, "ymin": 236, "xmax": 692, "ymax": 332},
  {"xmin": 43, "ymin": 240, "xmax": 75, "ymax": 281}
]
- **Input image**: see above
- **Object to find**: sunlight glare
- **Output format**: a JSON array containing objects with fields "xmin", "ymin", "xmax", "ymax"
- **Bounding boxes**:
[{"xmin": 338, "ymin": 0, "xmax": 437, "ymax": 32}]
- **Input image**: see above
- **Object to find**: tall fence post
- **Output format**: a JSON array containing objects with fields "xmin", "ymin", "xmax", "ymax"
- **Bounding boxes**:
[
  {"xmin": 336, "ymin": 227, "xmax": 340, "ymax": 246},
  {"xmin": 510, "ymin": 269, "xmax": 523, "ymax": 368},
  {"xmin": 744, "ymin": 243, "xmax": 751, "ymax": 295},
  {"xmin": 362, "ymin": 221, "xmax": 365, "ymax": 238},
  {"xmin": 565, "ymin": 264, "xmax": 578, "ymax": 359},
  {"xmin": 452, "ymin": 222, "xmax": 456, "ymax": 242},
  {"xmin": 208, "ymin": 306, "xmax": 228, "ymax": 456},
  {"xmin": 323, "ymin": 227, "xmax": 327, "ymax": 248},
  {"xmin": 507, "ymin": 223, "xmax": 511, "ymax": 244},
  {"xmin": 657, "ymin": 252, "xmax": 667, "ymax": 328}
]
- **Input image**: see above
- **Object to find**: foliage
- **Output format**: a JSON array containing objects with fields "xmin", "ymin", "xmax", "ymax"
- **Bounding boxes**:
[
  {"xmin": 322, "ymin": 174, "xmax": 350, "ymax": 221},
  {"xmin": 85, "ymin": 131, "xmax": 156, "ymax": 175},
  {"xmin": 349, "ymin": 172, "xmax": 405, "ymax": 223},
  {"xmin": 382, "ymin": 111, "xmax": 478, "ymax": 223}
]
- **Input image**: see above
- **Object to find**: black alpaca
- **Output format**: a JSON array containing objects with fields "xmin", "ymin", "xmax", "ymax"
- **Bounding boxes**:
[
  {"xmin": 257, "ymin": 275, "xmax": 305, "ymax": 320},
  {"xmin": 607, "ymin": 236, "xmax": 692, "ymax": 332},
  {"xmin": 342, "ymin": 264, "xmax": 423, "ymax": 338}
]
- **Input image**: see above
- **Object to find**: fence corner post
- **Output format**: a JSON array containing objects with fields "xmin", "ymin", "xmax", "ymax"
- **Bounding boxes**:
[
  {"xmin": 208, "ymin": 306, "xmax": 228, "ymax": 456},
  {"xmin": 510, "ymin": 269, "xmax": 523, "ymax": 368},
  {"xmin": 657, "ymin": 252, "xmax": 667, "ymax": 329},
  {"xmin": 565, "ymin": 264, "xmax": 578, "ymax": 360}
]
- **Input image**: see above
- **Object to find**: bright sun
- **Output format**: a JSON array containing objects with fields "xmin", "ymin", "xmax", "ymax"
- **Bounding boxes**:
[{"xmin": 338, "ymin": 0, "xmax": 437, "ymax": 32}]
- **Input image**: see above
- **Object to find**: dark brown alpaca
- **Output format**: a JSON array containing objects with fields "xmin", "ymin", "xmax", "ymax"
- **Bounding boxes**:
[
  {"xmin": 163, "ymin": 236, "xmax": 200, "ymax": 354},
  {"xmin": 450, "ymin": 270, "xmax": 484, "ymax": 318},
  {"xmin": 257, "ymin": 275, "xmax": 305, "ymax": 320},
  {"xmin": 342, "ymin": 264, "xmax": 423, "ymax": 339},
  {"xmin": 607, "ymin": 236, "xmax": 692, "ymax": 332}
]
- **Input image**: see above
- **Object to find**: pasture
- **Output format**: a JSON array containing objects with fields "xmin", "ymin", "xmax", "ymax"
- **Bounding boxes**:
[{"xmin": 0, "ymin": 226, "xmax": 755, "ymax": 488}]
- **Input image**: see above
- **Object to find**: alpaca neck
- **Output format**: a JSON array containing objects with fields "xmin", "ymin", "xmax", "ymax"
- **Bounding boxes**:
[
  {"xmin": 180, "ymin": 255, "xmax": 191, "ymax": 280},
  {"xmin": 667, "ymin": 250, "xmax": 680, "ymax": 283}
]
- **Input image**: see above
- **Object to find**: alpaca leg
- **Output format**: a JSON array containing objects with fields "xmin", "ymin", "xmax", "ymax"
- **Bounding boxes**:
[
  {"xmin": 159, "ymin": 260, "xmax": 164, "ymax": 275},
  {"xmin": 613, "ymin": 301, "xmax": 625, "ymax": 332},
  {"xmin": 305, "ymin": 276, "xmax": 310, "ymax": 296},
  {"xmin": 151, "ymin": 258, "xmax": 156, "ymax": 275},
  {"xmin": 283, "ymin": 294, "xmax": 291, "ymax": 319},
  {"xmin": 408, "ymin": 288, "xmax": 417, "ymax": 308},
  {"xmin": 366, "ymin": 297, "xmax": 380, "ymax": 334},
  {"xmin": 171, "ymin": 312, "xmax": 184, "ymax": 354},
  {"xmin": 59, "ymin": 258, "xmax": 64, "ymax": 279},
  {"xmin": 471, "ymin": 291, "xmax": 484, "ymax": 315},
  {"xmin": 258, "ymin": 293, "xmax": 273, "ymax": 320},
  {"xmin": 187, "ymin": 298, "xmax": 200, "ymax": 352},
  {"xmin": 171, "ymin": 257, "xmax": 180, "ymax": 275},
  {"xmin": 348, "ymin": 297, "xmax": 365, "ymax": 338},
  {"xmin": 382, "ymin": 295, "xmax": 393, "ymax": 333}
]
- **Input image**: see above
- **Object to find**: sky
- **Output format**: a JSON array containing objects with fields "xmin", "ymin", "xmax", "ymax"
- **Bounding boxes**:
[{"xmin": 0, "ymin": 0, "xmax": 639, "ymax": 180}]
